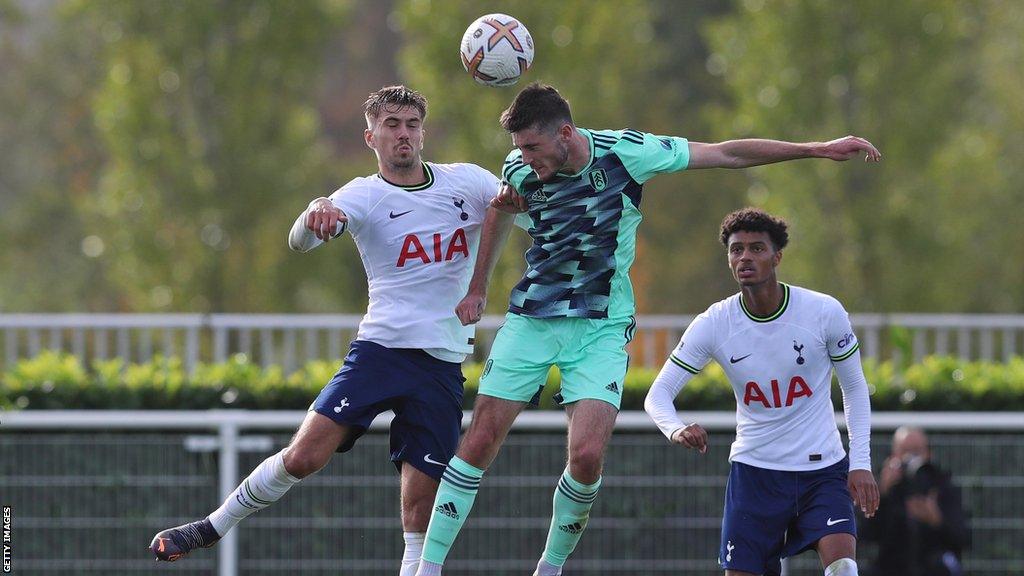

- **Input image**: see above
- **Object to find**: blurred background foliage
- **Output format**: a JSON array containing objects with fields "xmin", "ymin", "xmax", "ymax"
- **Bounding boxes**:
[
  {"xmin": 7, "ymin": 352, "xmax": 1024, "ymax": 412},
  {"xmin": 1, "ymin": 0, "xmax": 1021, "ymax": 315}
]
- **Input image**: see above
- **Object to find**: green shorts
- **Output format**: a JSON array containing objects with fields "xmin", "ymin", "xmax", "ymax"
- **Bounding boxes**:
[{"xmin": 478, "ymin": 313, "xmax": 636, "ymax": 409}]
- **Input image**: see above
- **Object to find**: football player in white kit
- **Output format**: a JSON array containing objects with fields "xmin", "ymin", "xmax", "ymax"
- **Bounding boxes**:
[
  {"xmin": 645, "ymin": 208, "xmax": 879, "ymax": 576},
  {"xmin": 151, "ymin": 86, "xmax": 501, "ymax": 576}
]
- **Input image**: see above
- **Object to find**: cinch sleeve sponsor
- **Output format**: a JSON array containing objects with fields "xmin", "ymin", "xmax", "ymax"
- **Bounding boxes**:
[{"xmin": 825, "ymin": 298, "xmax": 860, "ymax": 362}]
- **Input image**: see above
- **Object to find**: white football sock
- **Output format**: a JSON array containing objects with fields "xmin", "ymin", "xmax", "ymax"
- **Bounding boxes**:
[
  {"xmin": 825, "ymin": 557, "xmax": 858, "ymax": 576},
  {"xmin": 413, "ymin": 561, "xmax": 442, "ymax": 573},
  {"xmin": 400, "ymin": 532, "xmax": 424, "ymax": 575},
  {"xmin": 207, "ymin": 450, "xmax": 300, "ymax": 536},
  {"xmin": 415, "ymin": 559, "xmax": 442, "ymax": 576},
  {"xmin": 535, "ymin": 558, "xmax": 563, "ymax": 575}
]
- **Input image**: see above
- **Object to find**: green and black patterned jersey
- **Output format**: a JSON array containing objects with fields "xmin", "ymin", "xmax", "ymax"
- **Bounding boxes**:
[{"xmin": 502, "ymin": 128, "xmax": 689, "ymax": 320}]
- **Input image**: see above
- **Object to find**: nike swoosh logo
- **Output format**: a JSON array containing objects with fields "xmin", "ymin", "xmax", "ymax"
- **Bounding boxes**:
[
  {"xmin": 826, "ymin": 517, "xmax": 850, "ymax": 526},
  {"xmin": 423, "ymin": 453, "xmax": 446, "ymax": 467},
  {"xmin": 389, "ymin": 210, "xmax": 413, "ymax": 219},
  {"xmin": 729, "ymin": 354, "xmax": 751, "ymax": 364}
]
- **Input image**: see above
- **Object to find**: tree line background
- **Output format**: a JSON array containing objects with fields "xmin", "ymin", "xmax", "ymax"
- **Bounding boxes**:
[{"xmin": 1, "ymin": 0, "xmax": 1021, "ymax": 316}]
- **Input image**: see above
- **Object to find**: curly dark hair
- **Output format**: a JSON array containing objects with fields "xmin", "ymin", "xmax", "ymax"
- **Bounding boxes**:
[
  {"xmin": 719, "ymin": 208, "xmax": 789, "ymax": 250},
  {"xmin": 499, "ymin": 82, "xmax": 573, "ymax": 133},
  {"xmin": 363, "ymin": 85, "xmax": 427, "ymax": 122}
]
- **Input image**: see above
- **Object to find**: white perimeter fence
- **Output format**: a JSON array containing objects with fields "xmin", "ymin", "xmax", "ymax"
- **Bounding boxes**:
[
  {"xmin": 3, "ymin": 313, "xmax": 1024, "ymax": 372},
  {"xmin": 2, "ymin": 411, "xmax": 1022, "ymax": 575}
]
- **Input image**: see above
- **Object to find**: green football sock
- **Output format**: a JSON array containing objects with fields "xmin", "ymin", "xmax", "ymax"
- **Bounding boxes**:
[
  {"xmin": 420, "ymin": 456, "xmax": 485, "ymax": 565},
  {"xmin": 541, "ymin": 469, "xmax": 602, "ymax": 567}
]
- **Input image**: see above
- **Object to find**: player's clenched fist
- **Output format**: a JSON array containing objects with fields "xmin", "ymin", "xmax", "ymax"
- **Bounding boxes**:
[
  {"xmin": 489, "ymin": 182, "xmax": 528, "ymax": 214},
  {"xmin": 455, "ymin": 292, "xmax": 486, "ymax": 326},
  {"xmin": 671, "ymin": 423, "xmax": 708, "ymax": 454},
  {"xmin": 305, "ymin": 197, "xmax": 348, "ymax": 242}
]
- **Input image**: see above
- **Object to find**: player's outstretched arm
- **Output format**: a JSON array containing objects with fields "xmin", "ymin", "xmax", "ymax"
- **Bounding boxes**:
[
  {"xmin": 288, "ymin": 197, "xmax": 348, "ymax": 252},
  {"xmin": 686, "ymin": 135, "xmax": 881, "ymax": 169},
  {"xmin": 454, "ymin": 203, "xmax": 514, "ymax": 325}
]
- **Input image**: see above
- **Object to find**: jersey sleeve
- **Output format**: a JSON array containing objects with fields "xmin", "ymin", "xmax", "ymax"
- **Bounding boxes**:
[
  {"xmin": 668, "ymin": 310, "xmax": 716, "ymax": 375},
  {"xmin": 824, "ymin": 298, "xmax": 860, "ymax": 362},
  {"xmin": 467, "ymin": 164, "xmax": 502, "ymax": 213},
  {"xmin": 513, "ymin": 212, "xmax": 533, "ymax": 231},
  {"xmin": 823, "ymin": 297, "xmax": 872, "ymax": 470},
  {"xmin": 328, "ymin": 181, "xmax": 370, "ymax": 235},
  {"xmin": 501, "ymin": 149, "xmax": 532, "ymax": 195},
  {"xmin": 644, "ymin": 309, "xmax": 715, "ymax": 441},
  {"xmin": 645, "ymin": 358, "xmax": 700, "ymax": 442},
  {"xmin": 834, "ymin": 350, "xmax": 872, "ymax": 471},
  {"xmin": 611, "ymin": 129, "xmax": 690, "ymax": 184}
]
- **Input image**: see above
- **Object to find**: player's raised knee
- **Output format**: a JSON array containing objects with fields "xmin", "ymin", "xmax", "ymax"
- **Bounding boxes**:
[
  {"xmin": 458, "ymin": 419, "xmax": 508, "ymax": 464},
  {"xmin": 457, "ymin": 434, "xmax": 498, "ymax": 467},
  {"xmin": 568, "ymin": 445, "xmax": 605, "ymax": 482},
  {"xmin": 282, "ymin": 446, "xmax": 329, "ymax": 479}
]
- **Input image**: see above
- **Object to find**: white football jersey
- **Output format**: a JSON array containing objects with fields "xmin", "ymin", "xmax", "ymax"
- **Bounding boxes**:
[
  {"xmin": 669, "ymin": 284, "xmax": 862, "ymax": 471},
  {"xmin": 327, "ymin": 162, "xmax": 499, "ymax": 360}
]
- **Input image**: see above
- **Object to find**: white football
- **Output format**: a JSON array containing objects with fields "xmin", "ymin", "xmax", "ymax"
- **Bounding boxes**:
[{"xmin": 460, "ymin": 13, "xmax": 534, "ymax": 87}]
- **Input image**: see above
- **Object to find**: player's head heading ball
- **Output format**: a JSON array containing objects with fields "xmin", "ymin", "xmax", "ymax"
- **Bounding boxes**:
[
  {"xmin": 501, "ymin": 83, "xmax": 577, "ymax": 182},
  {"xmin": 720, "ymin": 208, "xmax": 790, "ymax": 251},
  {"xmin": 363, "ymin": 85, "xmax": 428, "ymax": 126},
  {"xmin": 499, "ymin": 82, "xmax": 573, "ymax": 135}
]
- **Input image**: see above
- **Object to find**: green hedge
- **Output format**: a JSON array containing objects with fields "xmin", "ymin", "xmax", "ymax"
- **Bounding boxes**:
[{"xmin": 2, "ymin": 351, "xmax": 1024, "ymax": 411}]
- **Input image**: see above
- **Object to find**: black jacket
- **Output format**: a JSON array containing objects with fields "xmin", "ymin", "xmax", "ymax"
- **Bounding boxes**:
[{"xmin": 861, "ymin": 461, "xmax": 970, "ymax": 576}]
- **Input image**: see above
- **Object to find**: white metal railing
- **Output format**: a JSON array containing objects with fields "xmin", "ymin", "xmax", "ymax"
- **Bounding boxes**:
[
  {"xmin": 2, "ymin": 313, "xmax": 1023, "ymax": 372},
  {"xmin": 4, "ymin": 410, "xmax": 1023, "ymax": 576}
]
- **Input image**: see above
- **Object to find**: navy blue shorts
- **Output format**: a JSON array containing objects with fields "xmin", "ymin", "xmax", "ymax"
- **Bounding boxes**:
[
  {"xmin": 719, "ymin": 457, "xmax": 856, "ymax": 575},
  {"xmin": 310, "ymin": 340, "xmax": 465, "ymax": 480}
]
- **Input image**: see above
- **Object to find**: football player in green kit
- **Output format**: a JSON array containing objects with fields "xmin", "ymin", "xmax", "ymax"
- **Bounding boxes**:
[{"xmin": 416, "ymin": 83, "xmax": 881, "ymax": 576}]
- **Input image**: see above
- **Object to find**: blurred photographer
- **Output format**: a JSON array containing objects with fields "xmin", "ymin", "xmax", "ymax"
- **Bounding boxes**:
[{"xmin": 861, "ymin": 427, "xmax": 970, "ymax": 576}]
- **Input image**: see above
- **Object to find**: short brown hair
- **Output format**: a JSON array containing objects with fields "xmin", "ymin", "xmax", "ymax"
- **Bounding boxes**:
[
  {"xmin": 499, "ymin": 82, "xmax": 573, "ymax": 133},
  {"xmin": 363, "ymin": 85, "xmax": 427, "ymax": 122},
  {"xmin": 720, "ymin": 208, "xmax": 790, "ymax": 250}
]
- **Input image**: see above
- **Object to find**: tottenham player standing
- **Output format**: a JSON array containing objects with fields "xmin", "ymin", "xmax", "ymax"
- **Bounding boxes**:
[
  {"xmin": 150, "ymin": 86, "xmax": 500, "ymax": 576},
  {"xmin": 645, "ymin": 208, "xmax": 879, "ymax": 576}
]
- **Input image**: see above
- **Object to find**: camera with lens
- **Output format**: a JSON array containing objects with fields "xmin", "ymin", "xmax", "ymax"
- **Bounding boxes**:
[{"xmin": 899, "ymin": 454, "xmax": 937, "ymax": 496}]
